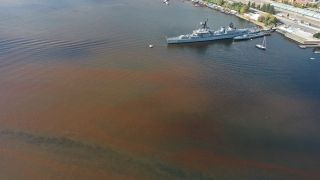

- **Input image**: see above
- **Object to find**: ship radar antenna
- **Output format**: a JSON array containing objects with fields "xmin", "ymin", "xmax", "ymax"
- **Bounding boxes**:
[
  {"xmin": 202, "ymin": 17, "xmax": 208, "ymax": 29},
  {"xmin": 204, "ymin": 17, "xmax": 208, "ymax": 23},
  {"xmin": 229, "ymin": 22, "xmax": 234, "ymax": 28}
]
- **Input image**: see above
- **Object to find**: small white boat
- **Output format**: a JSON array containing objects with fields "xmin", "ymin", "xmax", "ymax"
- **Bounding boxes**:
[
  {"xmin": 149, "ymin": 45, "xmax": 154, "ymax": 48},
  {"xmin": 256, "ymin": 36, "xmax": 266, "ymax": 50}
]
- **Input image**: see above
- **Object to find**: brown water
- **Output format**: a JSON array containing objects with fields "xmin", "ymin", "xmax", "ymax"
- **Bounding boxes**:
[{"xmin": 1, "ymin": 0, "xmax": 320, "ymax": 179}]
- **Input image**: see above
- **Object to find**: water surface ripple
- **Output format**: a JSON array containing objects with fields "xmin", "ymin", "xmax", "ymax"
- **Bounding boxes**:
[{"xmin": 0, "ymin": 0, "xmax": 320, "ymax": 179}]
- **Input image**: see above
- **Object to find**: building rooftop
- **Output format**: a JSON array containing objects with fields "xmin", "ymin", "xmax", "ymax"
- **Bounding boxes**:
[
  {"xmin": 295, "ymin": 0, "xmax": 308, "ymax": 5},
  {"xmin": 271, "ymin": 3, "xmax": 320, "ymax": 19}
]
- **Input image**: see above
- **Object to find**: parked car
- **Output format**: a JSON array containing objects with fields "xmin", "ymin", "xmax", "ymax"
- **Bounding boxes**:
[
  {"xmin": 276, "ymin": 20, "xmax": 284, "ymax": 25},
  {"xmin": 288, "ymin": 17, "xmax": 295, "ymax": 21}
]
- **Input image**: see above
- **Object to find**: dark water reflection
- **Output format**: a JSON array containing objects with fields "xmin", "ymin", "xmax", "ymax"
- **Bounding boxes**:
[{"xmin": 0, "ymin": 0, "xmax": 320, "ymax": 179}]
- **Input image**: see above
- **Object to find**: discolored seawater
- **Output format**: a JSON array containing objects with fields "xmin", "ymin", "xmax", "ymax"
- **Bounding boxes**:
[{"xmin": 0, "ymin": 0, "xmax": 320, "ymax": 179}]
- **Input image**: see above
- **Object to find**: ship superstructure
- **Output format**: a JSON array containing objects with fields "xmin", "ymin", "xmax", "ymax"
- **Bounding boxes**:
[{"xmin": 166, "ymin": 18, "xmax": 248, "ymax": 44}]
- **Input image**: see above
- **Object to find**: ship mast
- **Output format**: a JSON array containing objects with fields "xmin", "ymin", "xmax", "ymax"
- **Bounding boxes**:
[{"xmin": 201, "ymin": 18, "xmax": 208, "ymax": 29}]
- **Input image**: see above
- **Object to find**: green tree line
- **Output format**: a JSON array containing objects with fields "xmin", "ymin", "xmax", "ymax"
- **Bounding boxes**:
[
  {"xmin": 205, "ymin": 0, "xmax": 224, "ymax": 6},
  {"xmin": 255, "ymin": 2, "xmax": 275, "ymax": 14},
  {"xmin": 204, "ymin": 0, "xmax": 249, "ymax": 13}
]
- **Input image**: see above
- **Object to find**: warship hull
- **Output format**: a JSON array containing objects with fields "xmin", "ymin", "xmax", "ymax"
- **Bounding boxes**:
[
  {"xmin": 166, "ymin": 32, "xmax": 245, "ymax": 44},
  {"xmin": 234, "ymin": 32, "xmax": 265, "ymax": 41},
  {"xmin": 166, "ymin": 19, "xmax": 248, "ymax": 44}
]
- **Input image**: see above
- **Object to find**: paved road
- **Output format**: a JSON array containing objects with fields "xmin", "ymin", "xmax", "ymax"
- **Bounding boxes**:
[
  {"xmin": 276, "ymin": 15, "xmax": 319, "ymax": 34},
  {"xmin": 274, "ymin": 8, "xmax": 320, "ymax": 29}
]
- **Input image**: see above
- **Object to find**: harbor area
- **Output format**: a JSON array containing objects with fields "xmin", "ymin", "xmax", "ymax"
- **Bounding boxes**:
[
  {"xmin": 235, "ymin": 13, "xmax": 320, "ymax": 47},
  {"xmin": 189, "ymin": 0, "xmax": 320, "ymax": 48},
  {"xmin": 232, "ymin": 9, "xmax": 320, "ymax": 48},
  {"xmin": 235, "ymin": 9, "xmax": 320, "ymax": 47}
]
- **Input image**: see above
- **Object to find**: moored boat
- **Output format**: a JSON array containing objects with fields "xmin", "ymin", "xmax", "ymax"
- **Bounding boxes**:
[
  {"xmin": 256, "ymin": 36, "xmax": 267, "ymax": 50},
  {"xmin": 166, "ymin": 18, "xmax": 249, "ymax": 44},
  {"xmin": 234, "ymin": 32, "xmax": 265, "ymax": 40}
]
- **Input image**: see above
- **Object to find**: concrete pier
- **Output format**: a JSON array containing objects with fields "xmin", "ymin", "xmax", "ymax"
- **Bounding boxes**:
[{"xmin": 276, "ymin": 26, "xmax": 320, "ymax": 47}]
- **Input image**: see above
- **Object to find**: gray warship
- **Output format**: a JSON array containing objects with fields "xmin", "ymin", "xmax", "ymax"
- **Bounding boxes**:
[
  {"xmin": 233, "ymin": 32, "xmax": 265, "ymax": 41},
  {"xmin": 166, "ymin": 18, "xmax": 248, "ymax": 44}
]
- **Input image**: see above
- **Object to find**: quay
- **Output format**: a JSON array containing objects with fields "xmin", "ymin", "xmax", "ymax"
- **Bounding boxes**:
[
  {"xmin": 276, "ymin": 27, "xmax": 320, "ymax": 48},
  {"xmin": 234, "ymin": 9, "xmax": 320, "ymax": 47},
  {"xmin": 190, "ymin": 0, "xmax": 320, "ymax": 48},
  {"xmin": 299, "ymin": 44, "xmax": 320, "ymax": 48}
]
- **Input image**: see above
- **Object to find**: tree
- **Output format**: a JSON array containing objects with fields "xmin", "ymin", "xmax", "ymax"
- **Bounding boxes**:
[
  {"xmin": 258, "ymin": 15, "xmax": 265, "ymax": 22},
  {"xmin": 269, "ymin": 5, "xmax": 275, "ymax": 14},
  {"xmin": 313, "ymin": 32, "xmax": 320, "ymax": 38},
  {"xmin": 251, "ymin": 2, "xmax": 255, "ymax": 8},
  {"xmin": 267, "ymin": 16, "xmax": 277, "ymax": 26},
  {"xmin": 230, "ymin": 2, "xmax": 244, "ymax": 12},
  {"xmin": 216, "ymin": 0, "xmax": 223, "ymax": 6},
  {"xmin": 258, "ymin": 14, "xmax": 278, "ymax": 26},
  {"xmin": 261, "ymin": 3, "xmax": 267, "ymax": 12},
  {"xmin": 247, "ymin": 1, "xmax": 251, "ymax": 8},
  {"xmin": 240, "ymin": 5, "xmax": 249, "ymax": 13},
  {"xmin": 266, "ymin": 3, "xmax": 270, "ymax": 13},
  {"xmin": 263, "ymin": 15, "xmax": 270, "ymax": 25},
  {"xmin": 257, "ymin": 4, "xmax": 261, "ymax": 10}
]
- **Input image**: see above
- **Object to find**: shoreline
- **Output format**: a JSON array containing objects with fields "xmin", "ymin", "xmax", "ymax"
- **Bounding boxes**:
[
  {"xmin": 235, "ymin": 13, "xmax": 267, "ymax": 28},
  {"xmin": 236, "ymin": 12, "xmax": 320, "ymax": 46},
  {"xmin": 200, "ymin": 1, "xmax": 320, "ymax": 46}
]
